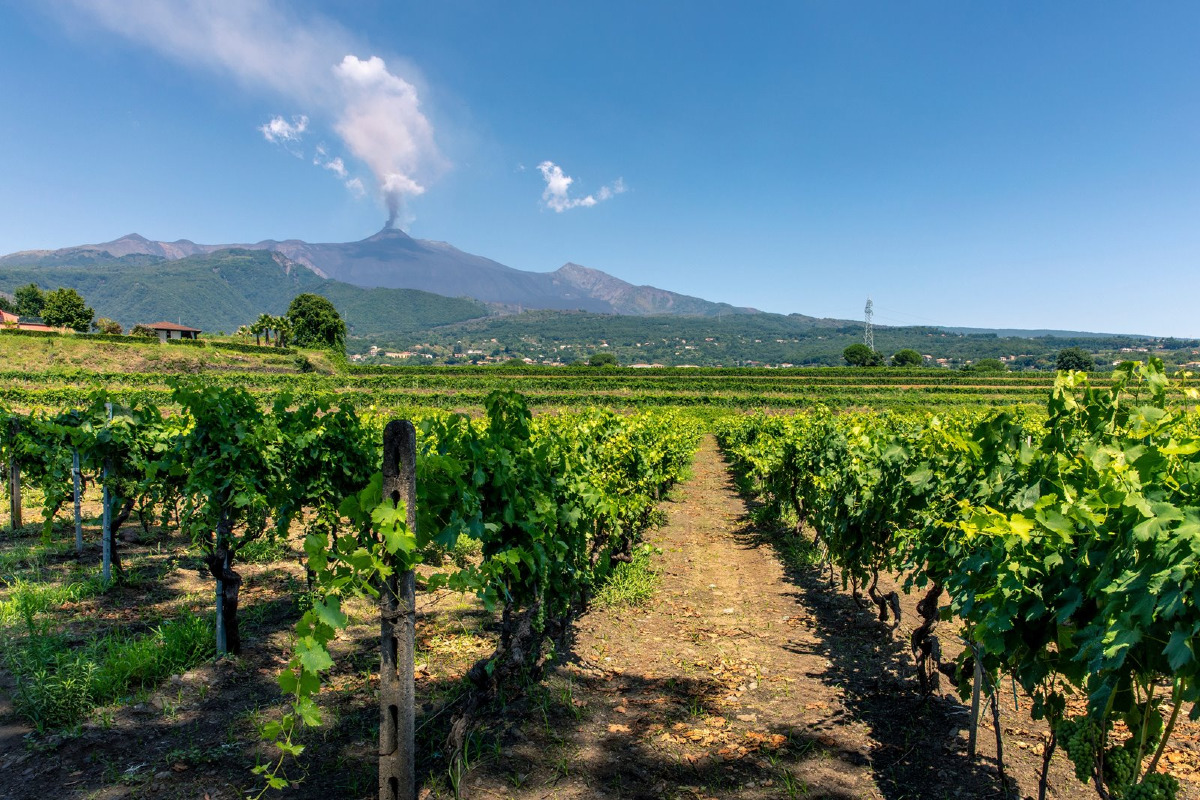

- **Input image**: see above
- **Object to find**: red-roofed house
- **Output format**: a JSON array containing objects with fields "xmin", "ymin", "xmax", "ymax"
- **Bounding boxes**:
[
  {"xmin": 145, "ymin": 322, "xmax": 203, "ymax": 342},
  {"xmin": 1, "ymin": 310, "xmax": 57, "ymax": 332}
]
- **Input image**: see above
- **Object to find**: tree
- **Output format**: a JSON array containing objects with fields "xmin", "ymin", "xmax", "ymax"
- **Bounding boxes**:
[
  {"xmin": 891, "ymin": 349, "xmax": 923, "ymax": 367},
  {"xmin": 589, "ymin": 352, "xmax": 618, "ymax": 367},
  {"xmin": 285, "ymin": 294, "xmax": 345, "ymax": 350},
  {"xmin": 843, "ymin": 343, "xmax": 884, "ymax": 367},
  {"xmin": 272, "ymin": 315, "xmax": 292, "ymax": 348},
  {"xmin": 130, "ymin": 324, "xmax": 157, "ymax": 338},
  {"xmin": 14, "ymin": 283, "xmax": 44, "ymax": 317},
  {"xmin": 0, "ymin": 294, "xmax": 14, "ymax": 314},
  {"xmin": 1056, "ymin": 347, "xmax": 1095, "ymax": 372},
  {"xmin": 92, "ymin": 317, "xmax": 123, "ymax": 335},
  {"xmin": 40, "ymin": 288, "xmax": 94, "ymax": 331}
]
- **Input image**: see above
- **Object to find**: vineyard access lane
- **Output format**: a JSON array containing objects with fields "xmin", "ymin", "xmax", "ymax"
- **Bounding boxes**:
[{"xmin": 458, "ymin": 434, "xmax": 1103, "ymax": 800}]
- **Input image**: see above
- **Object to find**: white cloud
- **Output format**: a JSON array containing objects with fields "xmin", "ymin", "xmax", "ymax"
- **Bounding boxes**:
[
  {"xmin": 323, "ymin": 157, "xmax": 347, "ymax": 178},
  {"xmin": 537, "ymin": 161, "xmax": 625, "ymax": 212},
  {"xmin": 59, "ymin": 0, "xmax": 443, "ymax": 226},
  {"xmin": 313, "ymin": 147, "xmax": 348, "ymax": 178},
  {"xmin": 259, "ymin": 114, "xmax": 307, "ymax": 143},
  {"xmin": 345, "ymin": 177, "xmax": 366, "ymax": 197}
]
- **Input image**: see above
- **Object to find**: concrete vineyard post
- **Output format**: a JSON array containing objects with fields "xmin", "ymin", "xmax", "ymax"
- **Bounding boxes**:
[
  {"xmin": 968, "ymin": 643, "xmax": 983, "ymax": 760},
  {"xmin": 215, "ymin": 549, "xmax": 227, "ymax": 655},
  {"xmin": 379, "ymin": 420, "xmax": 417, "ymax": 800},
  {"xmin": 72, "ymin": 448, "xmax": 83, "ymax": 554},
  {"xmin": 6, "ymin": 418, "xmax": 20, "ymax": 531},
  {"xmin": 7, "ymin": 456, "xmax": 19, "ymax": 531}
]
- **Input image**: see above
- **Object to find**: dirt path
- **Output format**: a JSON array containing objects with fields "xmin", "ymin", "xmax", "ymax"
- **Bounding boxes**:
[{"xmin": 456, "ymin": 435, "xmax": 1094, "ymax": 800}]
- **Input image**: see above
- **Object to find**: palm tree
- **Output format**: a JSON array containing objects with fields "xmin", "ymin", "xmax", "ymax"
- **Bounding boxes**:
[{"xmin": 253, "ymin": 313, "xmax": 274, "ymax": 346}]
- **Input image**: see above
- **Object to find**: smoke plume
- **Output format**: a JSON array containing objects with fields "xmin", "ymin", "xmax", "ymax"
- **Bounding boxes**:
[{"xmin": 57, "ymin": 0, "xmax": 443, "ymax": 226}]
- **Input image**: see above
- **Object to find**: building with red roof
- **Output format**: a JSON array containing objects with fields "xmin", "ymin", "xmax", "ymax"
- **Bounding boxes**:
[{"xmin": 144, "ymin": 322, "xmax": 203, "ymax": 342}]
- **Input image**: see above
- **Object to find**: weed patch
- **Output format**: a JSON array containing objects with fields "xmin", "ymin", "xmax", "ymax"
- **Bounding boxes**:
[
  {"xmin": 592, "ymin": 544, "xmax": 659, "ymax": 609},
  {"xmin": 4, "ymin": 612, "xmax": 215, "ymax": 731},
  {"xmin": 238, "ymin": 535, "xmax": 296, "ymax": 565},
  {"xmin": 0, "ymin": 573, "xmax": 108, "ymax": 629}
]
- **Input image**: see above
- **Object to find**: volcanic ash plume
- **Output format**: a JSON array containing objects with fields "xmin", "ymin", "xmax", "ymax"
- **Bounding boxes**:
[{"xmin": 334, "ymin": 55, "xmax": 436, "ymax": 228}]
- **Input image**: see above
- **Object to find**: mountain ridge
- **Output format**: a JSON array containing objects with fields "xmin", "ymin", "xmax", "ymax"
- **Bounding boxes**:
[{"xmin": 0, "ymin": 228, "xmax": 758, "ymax": 317}]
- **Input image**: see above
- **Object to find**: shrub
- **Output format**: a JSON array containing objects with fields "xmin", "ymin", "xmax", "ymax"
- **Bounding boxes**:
[
  {"xmin": 965, "ymin": 358, "xmax": 1007, "ymax": 373},
  {"xmin": 92, "ymin": 318, "xmax": 123, "ymax": 335}
]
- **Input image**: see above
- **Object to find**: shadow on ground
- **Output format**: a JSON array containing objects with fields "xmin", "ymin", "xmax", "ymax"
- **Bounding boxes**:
[{"xmin": 723, "ymin": 463, "xmax": 1016, "ymax": 800}]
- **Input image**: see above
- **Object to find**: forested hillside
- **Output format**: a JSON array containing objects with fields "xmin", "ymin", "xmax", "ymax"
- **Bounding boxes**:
[{"xmin": 0, "ymin": 249, "xmax": 488, "ymax": 336}]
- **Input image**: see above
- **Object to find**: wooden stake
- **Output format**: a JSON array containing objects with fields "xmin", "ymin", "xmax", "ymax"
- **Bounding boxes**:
[{"xmin": 379, "ymin": 420, "xmax": 417, "ymax": 800}]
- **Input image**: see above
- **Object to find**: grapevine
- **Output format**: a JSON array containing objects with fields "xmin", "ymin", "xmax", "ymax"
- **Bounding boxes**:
[{"xmin": 718, "ymin": 359, "xmax": 1200, "ymax": 799}]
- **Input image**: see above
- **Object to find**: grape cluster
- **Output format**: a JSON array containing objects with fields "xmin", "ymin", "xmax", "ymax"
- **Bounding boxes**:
[
  {"xmin": 1123, "ymin": 772, "xmax": 1179, "ymax": 800},
  {"xmin": 1104, "ymin": 746, "xmax": 1136, "ymax": 794},
  {"xmin": 1057, "ymin": 716, "xmax": 1102, "ymax": 783}
]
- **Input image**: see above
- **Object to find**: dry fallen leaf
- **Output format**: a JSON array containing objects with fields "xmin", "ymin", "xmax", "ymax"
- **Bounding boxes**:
[{"xmin": 608, "ymin": 723, "xmax": 631, "ymax": 733}]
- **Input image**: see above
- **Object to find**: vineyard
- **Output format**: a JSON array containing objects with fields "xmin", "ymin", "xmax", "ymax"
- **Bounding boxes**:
[
  {"xmin": 6, "ymin": 363, "xmax": 1196, "ymax": 414},
  {"xmin": 2, "ymin": 350, "xmax": 1200, "ymax": 799},
  {"xmin": 718, "ymin": 360, "xmax": 1200, "ymax": 800}
]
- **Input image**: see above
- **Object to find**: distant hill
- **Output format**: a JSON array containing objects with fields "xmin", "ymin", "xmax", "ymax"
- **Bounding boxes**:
[
  {"xmin": 938, "ymin": 326, "xmax": 1139, "ymax": 339},
  {"xmin": 0, "ymin": 228, "xmax": 758, "ymax": 317},
  {"xmin": 355, "ymin": 310, "xmax": 1199, "ymax": 368},
  {"xmin": 0, "ymin": 249, "xmax": 488, "ymax": 336}
]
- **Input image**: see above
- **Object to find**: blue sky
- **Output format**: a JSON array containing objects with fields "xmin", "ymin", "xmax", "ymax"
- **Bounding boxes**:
[{"xmin": 1, "ymin": 2, "xmax": 1197, "ymax": 336}]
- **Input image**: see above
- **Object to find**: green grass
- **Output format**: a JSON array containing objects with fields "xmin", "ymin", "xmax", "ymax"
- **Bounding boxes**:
[
  {"xmin": 773, "ymin": 529, "xmax": 824, "ymax": 571},
  {"xmin": 0, "ymin": 573, "xmax": 108, "ymax": 628},
  {"xmin": 0, "ymin": 538, "xmax": 75, "ymax": 574},
  {"xmin": 4, "ymin": 613, "xmax": 215, "ymax": 731},
  {"xmin": 592, "ymin": 544, "xmax": 660, "ymax": 609},
  {"xmin": 238, "ymin": 534, "xmax": 296, "ymax": 565}
]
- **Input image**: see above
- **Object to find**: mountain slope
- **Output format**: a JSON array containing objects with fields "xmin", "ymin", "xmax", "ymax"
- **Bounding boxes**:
[
  {"xmin": 0, "ymin": 249, "xmax": 489, "ymax": 336},
  {"xmin": 548, "ymin": 263, "xmax": 752, "ymax": 316},
  {"xmin": 0, "ymin": 228, "xmax": 758, "ymax": 317}
]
